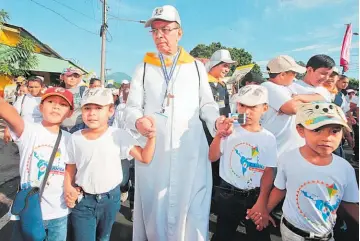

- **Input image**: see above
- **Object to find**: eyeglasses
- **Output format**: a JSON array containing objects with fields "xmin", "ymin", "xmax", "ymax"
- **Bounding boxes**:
[{"xmin": 149, "ymin": 27, "xmax": 179, "ymax": 35}]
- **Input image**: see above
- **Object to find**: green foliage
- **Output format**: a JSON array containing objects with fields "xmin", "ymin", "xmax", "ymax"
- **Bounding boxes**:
[
  {"xmin": 349, "ymin": 77, "xmax": 359, "ymax": 89},
  {"xmin": 190, "ymin": 42, "xmax": 262, "ymax": 76},
  {"xmin": 0, "ymin": 10, "xmax": 38, "ymax": 76},
  {"xmin": 296, "ymin": 61, "xmax": 306, "ymax": 80}
]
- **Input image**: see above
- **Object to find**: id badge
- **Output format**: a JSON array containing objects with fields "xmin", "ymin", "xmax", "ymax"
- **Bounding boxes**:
[{"xmin": 217, "ymin": 100, "xmax": 225, "ymax": 108}]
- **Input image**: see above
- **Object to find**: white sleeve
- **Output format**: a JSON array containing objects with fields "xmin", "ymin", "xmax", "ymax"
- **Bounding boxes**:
[
  {"xmin": 274, "ymin": 158, "xmax": 287, "ymax": 190},
  {"xmin": 220, "ymin": 138, "xmax": 225, "ymax": 156},
  {"xmin": 262, "ymin": 134, "xmax": 278, "ymax": 168},
  {"xmin": 113, "ymin": 106, "xmax": 125, "ymax": 129},
  {"xmin": 120, "ymin": 130, "xmax": 140, "ymax": 160},
  {"xmin": 197, "ymin": 60, "xmax": 220, "ymax": 137},
  {"xmin": 12, "ymin": 96, "xmax": 23, "ymax": 114},
  {"xmin": 64, "ymin": 135, "xmax": 76, "ymax": 165},
  {"xmin": 342, "ymin": 166, "xmax": 359, "ymax": 203},
  {"xmin": 10, "ymin": 120, "xmax": 33, "ymax": 145},
  {"xmin": 261, "ymin": 82, "xmax": 291, "ymax": 111},
  {"xmin": 124, "ymin": 64, "xmax": 145, "ymax": 131},
  {"xmin": 314, "ymin": 86, "xmax": 332, "ymax": 102},
  {"xmin": 341, "ymin": 98, "xmax": 350, "ymax": 113}
]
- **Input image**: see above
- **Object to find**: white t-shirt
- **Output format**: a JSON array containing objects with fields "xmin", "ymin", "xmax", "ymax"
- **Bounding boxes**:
[
  {"xmin": 347, "ymin": 95, "xmax": 359, "ymax": 106},
  {"xmin": 261, "ymin": 81, "xmax": 304, "ymax": 156},
  {"xmin": 66, "ymin": 127, "xmax": 138, "ymax": 194},
  {"xmin": 13, "ymin": 94, "xmax": 42, "ymax": 123},
  {"xmin": 275, "ymin": 149, "xmax": 359, "ymax": 235},
  {"xmin": 219, "ymin": 126, "xmax": 277, "ymax": 189},
  {"xmin": 112, "ymin": 103, "xmax": 126, "ymax": 129},
  {"xmin": 290, "ymin": 80, "xmax": 332, "ymax": 102},
  {"xmin": 10, "ymin": 121, "xmax": 70, "ymax": 220}
]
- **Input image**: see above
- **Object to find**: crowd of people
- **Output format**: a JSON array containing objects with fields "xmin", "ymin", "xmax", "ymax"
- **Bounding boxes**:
[{"xmin": 0, "ymin": 4, "xmax": 359, "ymax": 241}]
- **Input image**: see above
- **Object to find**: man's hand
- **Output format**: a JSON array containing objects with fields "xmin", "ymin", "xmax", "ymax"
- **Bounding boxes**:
[
  {"xmin": 64, "ymin": 185, "xmax": 81, "ymax": 208},
  {"xmin": 3, "ymin": 128, "xmax": 11, "ymax": 144},
  {"xmin": 136, "ymin": 116, "xmax": 156, "ymax": 138},
  {"xmin": 216, "ymin": 116, "xmax": 233, "ymax": 137}
]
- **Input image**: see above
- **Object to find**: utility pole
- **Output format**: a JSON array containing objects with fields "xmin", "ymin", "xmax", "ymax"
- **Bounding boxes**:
[{"xmin": 100, "ymin": 0, "xmax": 107, "ymax": 86}]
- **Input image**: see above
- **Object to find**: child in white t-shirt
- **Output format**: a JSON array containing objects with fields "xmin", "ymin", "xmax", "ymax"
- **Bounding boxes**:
[
  {"xmin": 259, "ymin": 102, "xmax": 359, "ymax": 241},
  {"xmin": 209, "ymin": 85, "xmax": 277, "ymax": 241},
  {"xmin": 64, "ymin": 88, "xmax": 156, "ymax": 241},
  {"xmin": 0, "ymin": 87, "xmax": 74, "ymax": 241}
]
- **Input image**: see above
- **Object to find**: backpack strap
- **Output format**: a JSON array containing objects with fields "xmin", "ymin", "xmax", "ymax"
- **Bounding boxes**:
[
  {"xmin": 19, "ymin": 95, "xmax": 26, "ymax": 117},
  {"xmin": 79, "ymin": 85, "xmax": 86, "ymax": 98},
  {"xmin": 142, "ymin": 62, "xmax": 147, "ymax": 91}
]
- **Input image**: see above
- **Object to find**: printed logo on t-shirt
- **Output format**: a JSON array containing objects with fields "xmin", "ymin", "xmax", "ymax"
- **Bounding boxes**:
[
  {"xmin": 229, "ymin": 142, "xmax": 265, "ymax": 184},
  {"xmin": 28, "ymin": 145, "xmax": 65, "ymax": 181},
  {"xmin": 296, "ymin": 181, "xmax": 341, "ymax": 226}
]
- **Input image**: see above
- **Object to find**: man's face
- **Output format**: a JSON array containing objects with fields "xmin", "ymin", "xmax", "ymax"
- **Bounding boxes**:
[
  {"xmin": 62, "ymin": 73, "xmax": 82, "ymax": 89},
  {"xmin": 297, "ymin": 124, "xmax": 343, "ymax": 156},
  {"xmin": 236, "ymin": 103, "xmax": 268, "ymax": 126},
  {"xmin": 336, "ymin": 77, "xmax": 349, "ymax": 90},
  {"xmin": 89, "ymin": 80, "xmax": 102, "ymax": 89},
  {"xmin": 211, "ymin": 63, "xmax": 231, "ymax": 79},
  {"xmin": 27, "ymin": 80, "xmax": 42, "ymax": 97},
  {"xmin": 306, "ymin": 67, "xmax": 333, "ymax": 86},
  {"xmin": 151, "ymin": 20, "xmax": 182, "ymax": 54},
  {"xmin": 82, "ymin": 104, "xmax": 114, "ymax": 129},
  {"xmin": 40, "ymin": 96, "xmax": 72, "ymax": 124}
]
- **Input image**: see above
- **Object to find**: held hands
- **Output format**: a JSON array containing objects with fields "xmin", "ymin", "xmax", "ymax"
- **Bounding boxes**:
[
  {"xmin": 64, "ymin": 185, "xmax": 81, "ymax": 208},
  {"xmin": 136, "ymin": 116, "xmax": 156, "ymax": 139},
  {"xmin": 216, "ymin": 116, "xmax": 234, "ymax": 137},
  {"xmin": 246, "ymin": 203, "xmax": 276, "ymax": 231}
]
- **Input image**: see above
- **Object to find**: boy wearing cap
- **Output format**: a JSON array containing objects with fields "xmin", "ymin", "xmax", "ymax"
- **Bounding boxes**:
[
  {"xmin": 60, "ymin": 67, "xmax": 87, "ymax": 131},
  {"xmin": 259, "ymin": 102, "xmax": 359, "ymax": 241},
  {"xmin": 0, "ymin": 87, "xmax": 74, "ymax": 241},
  {"xmin": 209, "ymin": 85, "xmax": 277, "ymax": 241},
  {"xmin": 64, "ymin": 88, "xmax": 156, "ymax": 241}
]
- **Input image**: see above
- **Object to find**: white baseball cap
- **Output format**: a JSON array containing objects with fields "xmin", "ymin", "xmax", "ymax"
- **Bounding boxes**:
[
  {"xmin": 145, "ymin": 5, "xmax": 181, "ymax": 28},
  {"xmin": 231, "ymin": 85, "xmax": 268, "ymax": 106},
  {"xmin": 267, "ymin": 55, "xmax": 306, "ymax": 74},
  {"xmin": 205, "ymin": 49, "xmax": 237, "ymax": 72},
  {"xmin": 122, "ymin": 80, "xmax": 130, "ymax": 84},
  {"xmin": 332, "ymin": 67, "xmax": 340, "ymax": 75},
  {"xmin": 81, "ymin": 87, "xmax": 114, "ymax": 107},
  {"xmin": 347, "ymin": 89, "xmax": 356, "ymax": 94}
]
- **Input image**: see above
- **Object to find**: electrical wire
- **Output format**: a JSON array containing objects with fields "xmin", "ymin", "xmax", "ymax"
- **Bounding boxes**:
[
  {"xmin": 29, "ymin": 0, "xmax": 99, "ymax": 35},
  {"xmin": 48, "ymin": 0, "xmax": 98, "ymax": 22},
  {"xmin": 107, "ymin": 13, "xmax": 145, "ymax": 24}
]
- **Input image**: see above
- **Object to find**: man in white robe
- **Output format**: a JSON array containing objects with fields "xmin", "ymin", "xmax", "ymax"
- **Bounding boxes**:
[{"xmin": 124, "ymin": 5, "xmax": 232, "ymax": 241}]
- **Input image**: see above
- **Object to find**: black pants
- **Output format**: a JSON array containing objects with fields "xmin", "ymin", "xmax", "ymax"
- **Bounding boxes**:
[
  {"xmin": 353, "ymin": 124, "xmax": 359, "ymax": 161},
  {"xmin": 211, "ymin": 180, "xmax": 271, "ymax": 241},
  {"xmin": 128, "ymin": 166, "xmax": 135, "ymax": 210}
]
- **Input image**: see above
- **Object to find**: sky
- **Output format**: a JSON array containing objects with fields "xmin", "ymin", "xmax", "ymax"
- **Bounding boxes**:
[{"xmin": 2, "ymin": 0, "xmax": 360, "ymax": 79}]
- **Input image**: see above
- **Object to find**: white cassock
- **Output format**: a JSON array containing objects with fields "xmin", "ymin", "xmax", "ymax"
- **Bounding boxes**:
[{"xmin": 125, "ymin": 48, "xmax": 219, "ymax": 241}]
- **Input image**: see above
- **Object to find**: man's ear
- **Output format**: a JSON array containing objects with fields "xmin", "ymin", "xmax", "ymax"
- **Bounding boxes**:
[
  {"xmin": 296, "ymin": 125, "xmax": 305, "ymax": 138},
  {"xmin": 263, "ymin": 104, "xmax": 269, "ymax": 113},
  {"xmin": 39, "ymin": 102, "xmax": 44, "ymax": 114}
]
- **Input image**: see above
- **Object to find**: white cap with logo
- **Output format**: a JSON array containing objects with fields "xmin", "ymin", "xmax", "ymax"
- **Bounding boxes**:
[
  {"xmin": 205, "ymin": 49, "xmax": 237, "ymax": 72},
  {"xmin": 81, "ymin": 88, "xmax": 114, "ymax": 107},
  {"xmin": 145, "ymin": 5, "xmax": 181, "ymax": 28},
  {"xmin": 231, "ymin": 85, "xmax": 268, "ymax": 106},
  {"xmin": 267, "ymin": 55, "xmax": 306, "ymax": 74}
]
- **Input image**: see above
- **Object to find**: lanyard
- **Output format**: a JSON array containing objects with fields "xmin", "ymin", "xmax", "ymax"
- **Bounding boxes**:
[
  {"xmin": 159, "ymin": 51, "xmax": 180, "ymax": 85},
  {"xmin": 159, "ymin": 51, "xmax": 180, "ymax": 112}
]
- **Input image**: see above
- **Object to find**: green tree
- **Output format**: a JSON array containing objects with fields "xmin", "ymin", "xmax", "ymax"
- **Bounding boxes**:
[
  {"xmin": 190, "ymin": 42, "xmax": 262, "ymax": 76},
  {"xmin": 295, "ymin": 61, "xmax": 306, "ymax": 80},
  {"xmin": 0, "ymin": 9, "xmax": 38, "ymax": 76},
  {"xmin": 349, "ymin": 77, "xmax": 359, "ymax": 89}
]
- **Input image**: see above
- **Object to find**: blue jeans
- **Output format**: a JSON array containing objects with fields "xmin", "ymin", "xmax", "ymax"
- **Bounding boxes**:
[
  {"xmin": 11, "ymin": 215, "xmax": 68, "ymax": 241},
  {"xmin": 70, "ymin": 185, "xmax": 121, "ymax": 241}
]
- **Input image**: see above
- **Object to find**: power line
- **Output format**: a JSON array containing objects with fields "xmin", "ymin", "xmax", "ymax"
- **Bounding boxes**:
[
  {"xmin": 29, "ymin": 0, "xmax": 98, "ymax": 35},
  {"xmin": 48, "ymin": 0, "xmax": 98, "ymax": 22},
  {"xmin": 107, "ymin": 13, "xmax": 145, "ymax": 24}
]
